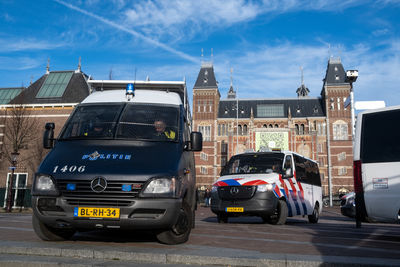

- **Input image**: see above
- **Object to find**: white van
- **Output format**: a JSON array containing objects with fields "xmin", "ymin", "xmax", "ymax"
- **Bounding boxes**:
[
  {"xmin": 211, "ymin": 150, "xmax": 322, "ymax": 224},
  {"xmin": 353, "ymin": 106, "xmax": 400, "ymax": 225}
]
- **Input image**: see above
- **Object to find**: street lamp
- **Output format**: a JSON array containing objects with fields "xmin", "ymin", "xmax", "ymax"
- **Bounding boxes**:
[
  {"xmin": 345, "ymin": 70, "xmax": 358, "ymax": 145},
  {"xmin": 6, "ymin": 152, "xmax": 19, "ymax": 212}
]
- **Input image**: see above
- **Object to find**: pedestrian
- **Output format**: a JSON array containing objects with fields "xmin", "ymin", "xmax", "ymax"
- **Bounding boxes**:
[{"xmin": 204, "ymin": 188, "xmax": 211, "ymax": 207}]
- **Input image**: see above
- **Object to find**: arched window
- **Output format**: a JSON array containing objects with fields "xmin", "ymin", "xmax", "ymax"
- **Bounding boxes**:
[
  {"xmin": 243, "ymin": 124, "xmax": 248, "ymax": 135},
  {"xmin": 238, "ymin": 124, "xmax": 242, "ymax": 135},
  {"xmin": 269, "ymin": 124, "xmax": 273, "ymax": 128},
  {"xmin": 295, "ymin": 124, "xmax": 299, "ymax": 135},
  {"xmin": 274, "ymin": 124, "xmax": 279, "ymax": 128},
  {"xmin": 218, "ymin": 124, "xmax": 221, "ymax": 136},
  {"xmin": 222, "ymin": 124, "xmax": 226, "ymax": 136},
  {"xmin": 263, "ymin": 124, "xmax": 267, "ymax": 128}
]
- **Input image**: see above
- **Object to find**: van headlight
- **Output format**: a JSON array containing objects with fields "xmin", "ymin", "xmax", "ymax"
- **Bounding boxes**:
[
  {"xmin": 257, "ymin": 183, "xmax": 274, "ymax": 192},
  {"xmin": 140, "ymin": 177, "xmax": 178, "ymax": 198},
  {"xmin": 32, "ymin": 174, "xmax": 59, "ymax": 196}
]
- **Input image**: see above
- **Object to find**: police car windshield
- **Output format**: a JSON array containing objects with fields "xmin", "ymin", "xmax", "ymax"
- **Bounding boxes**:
[
  {"xmin": 221, "ymin": 153, "xmax": 284, "ymax": 175},
  {"xmin": 60, "ymin": 103, "xmax": 179, "ymax": 142}
]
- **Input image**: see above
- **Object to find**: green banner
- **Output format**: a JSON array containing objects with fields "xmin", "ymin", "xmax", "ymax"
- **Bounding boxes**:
[{"xmin": 255, "ymin": 132, "xmax": 289, "ymax": 151}]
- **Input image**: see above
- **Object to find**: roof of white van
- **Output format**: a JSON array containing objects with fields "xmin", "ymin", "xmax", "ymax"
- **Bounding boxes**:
[
  {"xmin": 358, "ymin": 105, "xmax": 400, "ymax": 116},
  {"xmin": 81, "ymin": 89, "xmax": 182, "ymax": 106}
]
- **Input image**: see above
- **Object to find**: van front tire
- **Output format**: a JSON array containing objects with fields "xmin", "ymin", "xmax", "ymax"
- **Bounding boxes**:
[
  {"xmin": 156, "ymin": 202, "xmax": 192, "ymax": 245},
  {"xmin": 308, "ymin": 204, "xmax": 320, "ymax": 223},
  {"xmin": 32, "ymin": 213, "xmax": 75, "ymax": 241},
  {"xmin": 268, "ymin": 199, "xmax": 288, "ymax": 225}
]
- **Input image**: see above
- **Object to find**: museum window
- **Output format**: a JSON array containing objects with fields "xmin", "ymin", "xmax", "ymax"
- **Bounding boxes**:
[
  {"xmin": 198, "ymin": 125, "xmax": 211, "ymax": 141},
  {"xmin": 222, "ymin": 124, "xmax": 226, "ymax": 136},
  {"xmin": 257, "ymin": 104, "xmax": 284, "ymax": 117},
  {"xmin": 243, "ymin": 124, "xmax": 248, "ymax": 135},
  {"xmin": 299, "ymin": 124, "xmax": 305, "ymax": 135},
  {"xmin": 333, "ymin": 121, "xmax": 348, "ymax": 140},
  {"xmin": 200, "ymin": 166, "xmax": 208, "ymax": 174},
  {"xmin": 295, "ymin": 124, "xmax": 299, "ymax": 135},
  {"xmin": 274, "ymin": 124, "xmax": 279, "ymax": 128},
  {"xmin": 338, "ymin": 167, "xmax": 347, "ymax": 176},
  {"xmin": 200, "ymin": 152, "xmax": 208, "ymax": 161},
  {"xmin": 221, "ymin": 141, "xmax": 227, "ymax": 153},
  {"xmin": 238, "ymin": 124, "xmax": 242, "ymax": 135},
  {"xmin": 338, "ymin": 152, "xmax": 346, "ymax": 162},
  {"xmin": 218, "ymin": 124, "xmax": 221, "ymax": 136}
]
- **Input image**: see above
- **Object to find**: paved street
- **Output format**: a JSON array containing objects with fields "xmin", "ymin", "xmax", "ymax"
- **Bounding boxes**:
[{"xmin": 0, "ymin": 206, "xmax": 399, "ymax": 266}]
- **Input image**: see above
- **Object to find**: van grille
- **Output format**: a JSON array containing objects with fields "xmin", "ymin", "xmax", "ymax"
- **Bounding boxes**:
[
  {"xmin": 57, "ymin": 179, "xmax": 144, "ymax": 207},
  {"xmin": 218, "ymin": 186, "xmax": 256, "ymax": 200}
]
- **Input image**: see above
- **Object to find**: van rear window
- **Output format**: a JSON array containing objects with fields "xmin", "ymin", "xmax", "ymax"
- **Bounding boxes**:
[{"xmin": 361, "ymin": 109, "xmax": 400, "ymax": 163}]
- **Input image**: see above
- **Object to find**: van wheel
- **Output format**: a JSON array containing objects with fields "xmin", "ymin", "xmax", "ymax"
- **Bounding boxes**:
[
  {"xmin": 156, "ymin": 202, "xmax": 192, "ymax": 245},
  {"xmin": 32, "ymin": 213, "xmax": 75, "ymax": 241},
  {"xmin": 268, "ymin": 199, "xmax": 288, "ymax": 225},
  {"xmin": 217, "ymin": 213, "xmax": 228, "ymax": 223},
  {"xmin": 308, "ymin": 204, "xmax": 320, "ymax": 223}
]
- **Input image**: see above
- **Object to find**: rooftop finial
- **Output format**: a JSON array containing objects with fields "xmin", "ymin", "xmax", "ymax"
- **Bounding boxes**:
[
  {"xmin": 201, "ymin": 48, "xmax": 204, "ymax": 63},
  {"xmin": 230, "ymin": 67, "xmax": 233, "ymax": 87},
  {"xmin": 328, "ymin": 43, "xmax": 332, "ymax": 59},
  {"xmin": 46, "ymin": 58, "xmax": 50, "ymax": 74},
  {"xmin": 78, "ymin": 56, "xmax": 81, "ymax": 72},
  {"xmin": 211, "ymin": 48, "xmax": 213, "ymax": 62},
  {"xmin": 227, "ymin": 67, "xmax": 236, "ymax": 99},
  {"xmin": 300, "ymin": 66, "xmax": 304, "ymax": 85}
]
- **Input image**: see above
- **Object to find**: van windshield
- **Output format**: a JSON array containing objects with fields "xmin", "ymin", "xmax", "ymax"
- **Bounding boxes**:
[
  {"xmin": 60, "ymin": 103, "xmax": 180, "ymax": 142},
  {"xmin": 221, "ymin": 153, "xmax": 284, "ymax": 175}
]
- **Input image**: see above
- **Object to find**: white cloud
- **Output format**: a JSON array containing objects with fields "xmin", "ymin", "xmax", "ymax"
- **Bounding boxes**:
[
  {"xmin": 119, "ymin": 0, "xmax": 366, "ymax": 41},
  {"xmin": 0, "ymin": 56, "xmax": 42, "ymax": 70},
  {"xmin": 0, "ymin": 38, "xmax": 65, "ymax": 52}
]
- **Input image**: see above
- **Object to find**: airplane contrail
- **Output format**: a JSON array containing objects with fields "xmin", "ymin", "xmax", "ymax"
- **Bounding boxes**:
[{"xmin": 54, "ymin": 0, "xmax": 199, "ymax": 64}]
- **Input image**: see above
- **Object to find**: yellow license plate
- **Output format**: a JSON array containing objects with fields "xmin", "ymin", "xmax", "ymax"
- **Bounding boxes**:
[
  {"xmin": 226, "ymin": 207, "xmax": 244, "ymax": 212},
  {"xmin": 74, "ymin": 207, "xmax": 120, "ymax": 218}
]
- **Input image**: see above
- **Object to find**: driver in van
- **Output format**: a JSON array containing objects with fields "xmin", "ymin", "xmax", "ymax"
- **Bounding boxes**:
[{"xmin": 153, "ymin": 119, "xmax": 176, "ymax": 140}]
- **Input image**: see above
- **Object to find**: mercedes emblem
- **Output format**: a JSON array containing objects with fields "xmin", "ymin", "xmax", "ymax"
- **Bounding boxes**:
[{"xmin": 90, "ymin": 177, "xmax": 107, "ymax": 193}]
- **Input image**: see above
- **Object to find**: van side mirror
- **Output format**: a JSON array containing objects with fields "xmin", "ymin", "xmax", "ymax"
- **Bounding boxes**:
[
  {"xmin": 189, "ymin": 132, "xmax": 202, "ymax": 151},
  {"xmin": 282, "ymin": 168, "xmax": 293, "ymax": 178},
  {"xmin": 43, "ymin": 122, "xmax": 55, "ymax": 149}
]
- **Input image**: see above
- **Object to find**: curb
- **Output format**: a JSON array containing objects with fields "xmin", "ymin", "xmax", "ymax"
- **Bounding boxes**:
[{"xmin": 1, "ymin": 244, "xmax": 399, "ymax": 267}]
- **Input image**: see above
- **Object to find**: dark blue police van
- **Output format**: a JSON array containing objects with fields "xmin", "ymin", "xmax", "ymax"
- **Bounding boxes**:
[{"xmin": 31, "ymin": 80, "xmax": 202, "ymax": 244}]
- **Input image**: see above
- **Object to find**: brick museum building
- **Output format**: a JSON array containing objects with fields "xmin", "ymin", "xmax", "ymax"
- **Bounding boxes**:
[
  {"xmin": 193, "ymin": 57, "xmax": 354, "ymax": 197},
  {"xmin": 0, "ymin": 57, "xmax": 354, "ymax": 209}
]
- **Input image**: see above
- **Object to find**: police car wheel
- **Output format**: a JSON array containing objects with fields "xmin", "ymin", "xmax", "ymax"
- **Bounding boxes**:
[
  {"xmin": 217, "ymin": 214, "xmax": 228, "ymax": 223},
  {"xmin": 32, "ymin": 213, "xmax": 75, "ymax": 241},
  {"xmin": 268, "ymin": 199, "xmax": 288, "ymax": 225},
  {"xmin": 308, "ymin": 204, "xmax": 320, "ymax": 223},
  {"xmin": 156, "ymin": 202, "xmax": 192, "ymax": 245}
]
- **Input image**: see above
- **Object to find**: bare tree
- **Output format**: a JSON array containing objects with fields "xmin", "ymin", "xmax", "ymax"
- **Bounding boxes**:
[{"xmin": 2, "ymin": 104, "xmax": 38, "ymax": 164}]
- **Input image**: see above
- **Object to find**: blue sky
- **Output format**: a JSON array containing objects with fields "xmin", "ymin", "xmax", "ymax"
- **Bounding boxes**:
[{"xmin": 1, "ymin": 0, "xmax": 399, "ymax": 107}]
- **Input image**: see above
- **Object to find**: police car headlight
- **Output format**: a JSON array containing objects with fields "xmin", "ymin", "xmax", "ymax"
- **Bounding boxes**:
[
  {"xmin": 32, "ymin": 174, "xmax": 59, "ymax": 196},
  {"xmin": 257, "ymin": 184, "xmax": 274, "ymax": 192},
  {"xmin": 141, "ymin": 177, "xmax": 178, "ymax": 198}
]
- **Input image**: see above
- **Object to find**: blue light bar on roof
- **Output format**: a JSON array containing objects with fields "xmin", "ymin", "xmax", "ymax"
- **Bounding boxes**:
[{"xmin": 126, "ymin": 83, "xmax": 135, "ymax": 95}]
